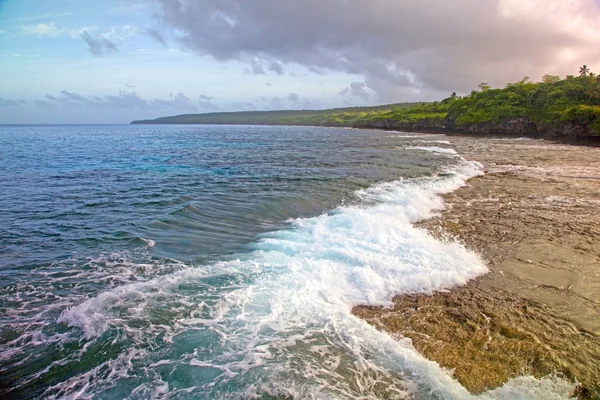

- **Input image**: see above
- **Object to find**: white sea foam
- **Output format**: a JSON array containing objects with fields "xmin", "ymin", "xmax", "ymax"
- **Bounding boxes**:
[
  {"xmin": 388, "ymin": 134, "xmax": 421, "ymax": 138},
  {"xmin": 406, "ymin": 145, "xmax": 458, "ymax": 155},
  {"xmin": 141, "ymin": 237, "xmax": 156, "ymax": 247},
  {"xmin": 493, "ymin": 137, "xmax": 536, "ymax": 141},
  {"xmin": 54, "ymin": 158, "xmax": 576, "ymax": 399},
  {"xmin": 424, "ymin": 140, "xmax": 451, "ymax": 145}
]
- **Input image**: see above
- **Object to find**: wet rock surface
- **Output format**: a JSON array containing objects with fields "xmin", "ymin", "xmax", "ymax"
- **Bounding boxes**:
[{"xmin": 353, "ymin": 136, "xmax": 600, "ymax": 397}]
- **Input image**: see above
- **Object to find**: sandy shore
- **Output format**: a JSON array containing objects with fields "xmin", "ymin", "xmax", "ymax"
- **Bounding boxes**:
[{"xmin": 352, "ymin": 136, "xmax": 600, "ymax": 397}]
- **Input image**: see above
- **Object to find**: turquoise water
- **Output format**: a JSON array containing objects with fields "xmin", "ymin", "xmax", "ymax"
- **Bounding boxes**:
[{"xmin": 0, "ymin": 125, "xmax": 573, "ymax": 399}]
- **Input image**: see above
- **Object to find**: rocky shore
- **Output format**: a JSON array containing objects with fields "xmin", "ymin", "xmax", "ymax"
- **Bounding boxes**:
[{"xmin": 353, "ymin": 136, "xmax": 600, "ymax": 398}]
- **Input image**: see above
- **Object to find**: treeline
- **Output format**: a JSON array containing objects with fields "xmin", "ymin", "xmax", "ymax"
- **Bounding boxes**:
[
  {"xmin": 132, "ymin": 66, "xmax": 600, "ymax": 140},
  {"xmin": 131, "ymin": 103, "xmax": 423, "ymax": 126},
  {"xmin": 350, "ymin": 67, "xmax": 600, "ymax": 139}
]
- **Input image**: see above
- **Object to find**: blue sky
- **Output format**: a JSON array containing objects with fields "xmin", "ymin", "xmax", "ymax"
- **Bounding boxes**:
[
  {"xmin": 1, "ymin": 0, "xmax": 598, "ymax": 123},
  {"xmin": 0, "ymin": 0, "xmax": 363, "ymax": 123}
]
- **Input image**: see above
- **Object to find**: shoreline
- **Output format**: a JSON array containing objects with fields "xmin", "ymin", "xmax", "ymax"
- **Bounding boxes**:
[
  {"xmin": 129, "ymin": 120, "xmax": 600, "ymax": 147},
  {"xmin": 352, "ymin": 136, "xmax": 600, "ymax": 397}
]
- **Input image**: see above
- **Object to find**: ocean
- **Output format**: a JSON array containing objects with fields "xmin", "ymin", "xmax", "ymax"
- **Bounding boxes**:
[{"xmin": 0, "ymin": 125, "xmax": 573, "ymax": 399}]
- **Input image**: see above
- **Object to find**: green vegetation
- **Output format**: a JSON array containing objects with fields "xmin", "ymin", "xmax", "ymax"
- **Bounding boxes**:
[
  {"xmin": 131, "ymin": 103, "xmax": 423, "ymax": 126},
  {"xmin": 133, "ymin": 66, "xmax": 600, "ymax": 139},
  {"xmin": 446, "ymin": 72, "xmax": 600, "ymax": 135}
]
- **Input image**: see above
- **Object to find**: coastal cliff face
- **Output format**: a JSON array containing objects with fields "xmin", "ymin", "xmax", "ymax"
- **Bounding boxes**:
[
  {"xmin": 352, "ymin": 116, "xmax": 447, "ymax": 133},
  {"xmin": 350, "ymin": 116, "xmax": 598, "ymax": 143},
  {"xmin": 347, "ymin": 74, "xmax": 600, "ymax": 142},
  {"xmin": 447, "ymin": 119, "xmax": 597, "ymax": 141}
]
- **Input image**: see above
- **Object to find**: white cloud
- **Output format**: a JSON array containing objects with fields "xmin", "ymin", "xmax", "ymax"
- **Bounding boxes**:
[
  {"xmin": 104, "ymin": 25, "xmax": 140, "ymax": 41},
  {"xmin": 14, "ymin": 90, "xmax": 219, "ymax": 112},
  {"xmin": 21, "ymin": 23, "xmax": 61, "ymax": 37}
]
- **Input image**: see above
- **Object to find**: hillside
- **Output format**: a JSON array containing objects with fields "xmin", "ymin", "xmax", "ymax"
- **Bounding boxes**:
[
  {"xmin": 130, "ymin": 103, "xmax": 423, "ymax": 126},
  {"xmin": 132, "ymin": 68, "xmax": 600, "ymax": 141}
]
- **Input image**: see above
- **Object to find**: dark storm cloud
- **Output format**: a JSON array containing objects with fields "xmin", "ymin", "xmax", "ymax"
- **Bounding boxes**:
[
  {"xmin": 154, "ymin": 0, "xmax": 600, "ymax": 100},
  {"xmin": 199, "ymin": 94, "xmax": 214, "ymax": 101},
  {"xmin": 80, "ymin": 31, "xmax": 117, "ymax": 57}
]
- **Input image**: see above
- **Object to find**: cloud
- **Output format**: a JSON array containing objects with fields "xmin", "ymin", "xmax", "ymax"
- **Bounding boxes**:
[
  {"xmin": 267, "ymin": 97, "xmax": 284, "ymax": 110},
  {"xmin": 20, "ymin": 23, "xmax": 98, "ymax": 39},
  {"xmin": 34, "ymin": 100, "xmax": 56, "ymax": 108},
  {"xmin": 144, "ymin": 27, "xmax": 166, "ymax": 45},
  {"xmin": 287, "ymin": 94, "xmax": 320, "ymax": 109},
  {"xmin": 259, "ymin": 94, "xmax": 319, "ymax": 110},
  {"xmin": 198, "ymin": 99, "xmax": 218, "ymax": 111},
  {"xmin": 154, "ymin": 0, "xmax": 600, "ymax": 100},
  {"xmin": 60, "ymin": 90, "xmax": 93, "ymax": 105},
  {"xmin": 103, "ymin": 91, "xmax": 147, "ymax": 108},
  {"xmin": 26, "ymin": 90, "xmax": 216, "ymax": 112},
  {"xmin": 125, "ymin": 84, "xmax": 136, "ymax": 88},
  {"xmin": 80, "ymin": 31, "xmax": 117, "ymax": 57},
  {"xmin": 340, "ymin": 81, "xmax": 372, "ymax": 101},
  {"xmin": 231, "ymin": 101, "xmax": 256, "ymax": 111},
  {"xmin": 268, "ymin": 60, "xmax": 284, "ymax": 75},
  {"xmin": 245, "ymin": 57, "xmax": 266, "ymax": 75},
  {"xmin": 10, "ymin": 52, "xmax": 40, "ymax": 58},
  {"xmin": 171, "ymin": 92, "xmax": 195, "ymax": 109},
  {"xmin": 21, "ymin": 23, "xmax": 61, "ymax": 37},
  {"xmin": 0, "ymin": 97, "xmax": 19, "ymax": 107},
  {"xmin": 244, "ymin": 57, "xmax": 285, "ymax": 75}
]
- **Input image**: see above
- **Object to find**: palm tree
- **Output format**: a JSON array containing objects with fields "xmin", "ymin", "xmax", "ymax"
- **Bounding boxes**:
[{"xmin": 579, "ymin": 65, "xmax": 590, "ymax": 76}]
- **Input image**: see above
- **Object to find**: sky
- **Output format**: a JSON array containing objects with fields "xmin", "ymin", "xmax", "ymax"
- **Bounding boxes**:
[{"xmin": 0, "ymin": 0, "xmax": 599, "ymax": 124}]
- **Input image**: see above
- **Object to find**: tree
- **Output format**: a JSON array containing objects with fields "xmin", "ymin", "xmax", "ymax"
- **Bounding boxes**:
[
  {"xmin": 580, "ymin": 65, "xmax": 590, "ymax": 76},
  {"xmin": 518, "ymin": 76, "xmax": 531, "ymax": 85},
  {"xmin": 478, "ymin": 82, "xmax": 491, "ymax": 92},
  {"xmin": 542, "ymin": 74, "xmax": 560, "ymax": 84}
]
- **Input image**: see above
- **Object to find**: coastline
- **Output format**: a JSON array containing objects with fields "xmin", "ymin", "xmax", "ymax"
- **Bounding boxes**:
[{"xmin": 353, "ymin": 136, "xmax": 600, "ymax": 397}]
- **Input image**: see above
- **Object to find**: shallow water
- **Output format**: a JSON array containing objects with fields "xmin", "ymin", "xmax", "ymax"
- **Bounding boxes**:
[{"xmin": 0, "ymin": 125, "xmax": 574, "ymax": 399}]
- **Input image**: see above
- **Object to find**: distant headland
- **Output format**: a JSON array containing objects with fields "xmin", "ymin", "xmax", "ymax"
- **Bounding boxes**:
[{"xmin": 132, "ymin": 67, "xmax": 600, "ymax": 143}]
